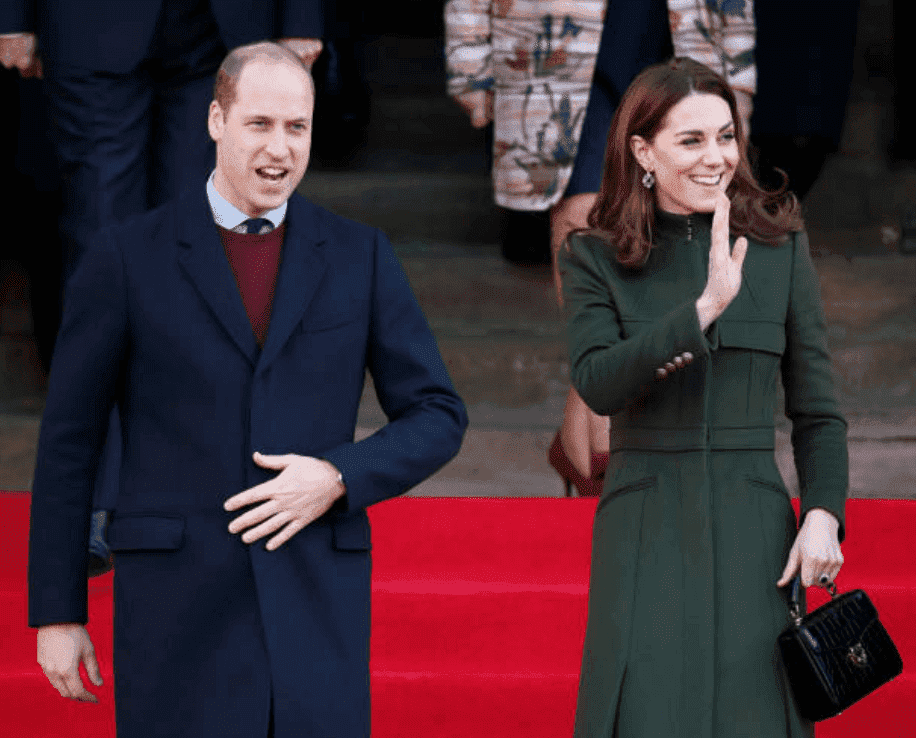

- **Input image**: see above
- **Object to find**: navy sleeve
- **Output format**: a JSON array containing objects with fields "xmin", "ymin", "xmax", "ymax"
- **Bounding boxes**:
[
  {"xmin": 28, "ymin": 230, "xmax": 128, "ymax": 627},
  {"xmin": 0, "ymin": 0, "xmax": 35, "ymax": 33},
  {"xmin": 321, "ymin": 230, "xmax": 468, "ymax": 510}
]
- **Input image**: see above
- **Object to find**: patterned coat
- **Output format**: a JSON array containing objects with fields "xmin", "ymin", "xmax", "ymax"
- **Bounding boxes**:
[{"xmin": 445, "ymin": 0, "xmax": 756, "ymax": 211}]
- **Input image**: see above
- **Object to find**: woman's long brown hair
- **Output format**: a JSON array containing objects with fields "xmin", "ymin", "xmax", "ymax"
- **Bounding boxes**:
[{"xmin": 587, "ymin": 57, "xmax": 803, "ymax": 267}]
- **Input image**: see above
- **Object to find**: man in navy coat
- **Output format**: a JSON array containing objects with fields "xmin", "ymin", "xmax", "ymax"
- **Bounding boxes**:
[
  {"xmin": 27, "ymin": 41, "xmax": 468, "ymax": 738},
  {"xmin": 1, "ymin": 0, "xmax": 325, "ymax": 576}
]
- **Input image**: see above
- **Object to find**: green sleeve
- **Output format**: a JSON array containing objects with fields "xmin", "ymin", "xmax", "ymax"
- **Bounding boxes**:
[
  {"xmin": 559, "ymin": 234, "xmax": 712, "ymax": 417},
  {"xmin": 781, "ymin": 231, "xmax": 849, "ymax": 542}
]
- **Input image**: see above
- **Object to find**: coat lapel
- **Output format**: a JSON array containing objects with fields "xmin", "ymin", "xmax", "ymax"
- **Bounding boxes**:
[
  {"xmin": 176, "ymin": 187, "xmax": 260, "ymax": 367},
  {"xmin": 257, "ymin": 194, "xmax": 328, "ymax": 372}
]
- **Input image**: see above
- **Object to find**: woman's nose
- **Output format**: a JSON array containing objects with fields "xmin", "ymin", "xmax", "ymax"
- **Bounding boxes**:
[{"xmin": 702, "ymin": 141, "xmax": 725, "ymax": 166}]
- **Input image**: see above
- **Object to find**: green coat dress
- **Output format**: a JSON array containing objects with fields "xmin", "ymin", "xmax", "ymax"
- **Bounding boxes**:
[{"xmin": 559, "ymin": 210, "xmax": 848, "ymax": 738}]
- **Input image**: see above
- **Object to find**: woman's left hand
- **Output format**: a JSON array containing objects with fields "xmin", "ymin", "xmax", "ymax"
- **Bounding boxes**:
[{"xmin": 776, "ymin": 508, "xmax": 844, "ymax": 588}]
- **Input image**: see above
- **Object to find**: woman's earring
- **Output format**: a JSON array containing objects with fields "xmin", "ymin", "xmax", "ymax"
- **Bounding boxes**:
[{"xmin": 642, "ymin": 170, "xmax": 655, "ymax": 189}]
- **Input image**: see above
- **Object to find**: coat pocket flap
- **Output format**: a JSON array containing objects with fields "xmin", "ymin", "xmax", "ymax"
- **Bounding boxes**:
[
  {"xmin": 717, "ymin": 320, "xmax": 785, "ymax": 355},
  {"xmin": 332, "ymin": 514, "xmax": 372, "ymax": 551},
  {"xmin": 619, "ymin": 318, "xmax": 649, "ymax": 338},
  {"xmin": 108, "ymin": 515, "xmax": 186, "ymax": 552}
]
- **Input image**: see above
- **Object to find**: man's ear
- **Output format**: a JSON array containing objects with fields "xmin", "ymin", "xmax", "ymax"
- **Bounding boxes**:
[
  {"xmin": 630, "ymin": 134, "xmax": 652, "ymax": 172},
  {"xmin": 207, "ymin": 101, "xmax": 224, "ymax": 143}
]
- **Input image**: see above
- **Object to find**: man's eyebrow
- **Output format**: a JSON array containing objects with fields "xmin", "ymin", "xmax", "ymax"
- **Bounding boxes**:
[
  {"xmin": 244, "ymin": 114, "xmax": 310, "ymax": 122},
  {"xmin": 675, "ymin": 122, "xmax": 734, "ymax": 137}
]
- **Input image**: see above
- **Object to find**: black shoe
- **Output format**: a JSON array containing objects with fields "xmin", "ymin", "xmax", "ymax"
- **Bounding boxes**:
[{"xmin": 87, "ymin": 509, "xmax": 113, "ymax": 578}]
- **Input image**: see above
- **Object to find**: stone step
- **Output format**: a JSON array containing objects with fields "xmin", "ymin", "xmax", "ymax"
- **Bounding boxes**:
[{"xmin": 298, "ymin": 172, "xmax": 500, "ymax": 242}]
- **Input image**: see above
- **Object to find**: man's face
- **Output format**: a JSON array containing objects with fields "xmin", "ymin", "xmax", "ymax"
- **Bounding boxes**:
[{"xmin": 208, "ymin": 59, "xmax": 313, "ymax": 217}]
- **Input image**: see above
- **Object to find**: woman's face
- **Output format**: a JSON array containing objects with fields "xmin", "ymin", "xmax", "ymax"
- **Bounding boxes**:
[{"xmin": 630, "ymin": 92, "xmax": 739, "ymax": 215}]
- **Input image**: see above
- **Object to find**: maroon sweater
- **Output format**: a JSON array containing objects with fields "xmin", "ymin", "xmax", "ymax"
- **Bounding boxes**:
[{"xmin": 217, "ymin": 223, "xmax": 285, "ymax": 346}]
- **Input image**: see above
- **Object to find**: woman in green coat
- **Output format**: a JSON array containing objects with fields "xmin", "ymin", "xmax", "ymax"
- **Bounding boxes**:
[{"xmin": 558, "ymin": 58, "xmax": 847, "ymax": 738}]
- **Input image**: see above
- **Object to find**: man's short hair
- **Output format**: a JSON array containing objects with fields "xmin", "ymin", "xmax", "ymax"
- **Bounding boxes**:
[{"xmin": 213, "ymin": 41, "xmax": 314, "ymax": 116}]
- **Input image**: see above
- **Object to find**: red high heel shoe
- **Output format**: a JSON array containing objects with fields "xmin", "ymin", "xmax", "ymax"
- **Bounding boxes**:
[{"xmin": 548, "ymin": 431, "xmax": 605, "ymax": 497}]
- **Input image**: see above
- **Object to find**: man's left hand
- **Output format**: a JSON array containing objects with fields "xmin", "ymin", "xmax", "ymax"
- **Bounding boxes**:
[
  {"xmin": 225, "ymin": 453, "xmax": 345, "ymax": 550},
  {"xmin": 278, "ymin": 38, "xmax": 323, "ymax": 69}
]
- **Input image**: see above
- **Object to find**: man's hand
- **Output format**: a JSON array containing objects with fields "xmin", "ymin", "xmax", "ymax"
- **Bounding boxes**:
[
  {"xmin": 0, "ymin": 32, "xmax": 42, "ymax": 78},
  {"xmin": 452, "ymin": 90, "xmax": 493, "ymax": 128},
  {"xmin": 224, "ymin": 453, "xmax": 345, "ymax": 550},
  {"xmin": 37, "ymin": 624, "xmax": 103, "ymax": 703},
  {"xmin": 777, "ymin": 508, "xmax": 844, "ymax": 589},
  {"xmin": 278, "ymin": 38, "xmax": 323, "ymax": 69}
]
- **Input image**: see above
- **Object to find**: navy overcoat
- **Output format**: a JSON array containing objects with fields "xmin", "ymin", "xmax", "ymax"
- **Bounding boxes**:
[{"xmin": 27, "ymin": 188, "xmax": 468, "ymax": 738}]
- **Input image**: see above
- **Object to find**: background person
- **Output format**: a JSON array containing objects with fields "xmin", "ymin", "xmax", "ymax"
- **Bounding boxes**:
[
  {"xmin": 445, "ymin": 0, "xmax": 606, "ymax": 265},
  {"xmin": 28, "ymin": 41, "xmax": 467, "ymax": 738},
  {"xmin": 750, "ymin": 0, "xmax": 859, "ymax": 202},
  {"xmin": 0, "ymin": 58, "xmax": 63, "ymax": 378},
  {"xmin": 559, "ymin": 57, "xmax": 845, "ymax": 736}
]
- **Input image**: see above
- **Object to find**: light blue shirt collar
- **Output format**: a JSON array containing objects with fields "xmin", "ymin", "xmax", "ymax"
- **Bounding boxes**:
[{"xmin": 206, "ymin": 171, "xmax": 288, "ymax": 231}]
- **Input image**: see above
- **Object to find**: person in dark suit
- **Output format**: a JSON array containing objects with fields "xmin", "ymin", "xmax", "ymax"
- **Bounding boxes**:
[
  {"xmin": 0, "ymin": 61, "xmax": 63, "ymax": 377},
  {"xmin": 749, "ymin": 0, "xmax": 859, "ymax": 201},
  {"xmin": 27, "ymin": 41, "xmax": 467, "ymax": 738},
  {"xmin": 1, "ymin": 0, "xmax": 324, "ymax": 576}
]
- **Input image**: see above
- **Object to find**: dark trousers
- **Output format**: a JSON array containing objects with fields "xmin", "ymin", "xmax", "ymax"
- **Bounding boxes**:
[
  {"xmin": 44, "ymin": 0, "xmax": 226, "ymax": 509},
  {"xmin": 893, "ymin": 0, "xmax": 915, "ymax": 161},
  {"xmin": 0, "ymin": 69, "xmax": 64, "ymax": 375}
]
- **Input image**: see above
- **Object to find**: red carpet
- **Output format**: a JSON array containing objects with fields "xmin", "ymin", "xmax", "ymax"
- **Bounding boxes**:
[{"xmin": 2, "ymin": 492, "xmax": 913, "ymax": 737}]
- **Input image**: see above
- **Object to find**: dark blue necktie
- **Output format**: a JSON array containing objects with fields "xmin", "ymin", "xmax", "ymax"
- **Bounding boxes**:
[{"xmin": 243, "ymin": 218, "xmax": 272, "ymax": 234}]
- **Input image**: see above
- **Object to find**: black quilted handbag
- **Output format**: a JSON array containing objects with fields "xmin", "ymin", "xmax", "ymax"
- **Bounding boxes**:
[{"xmin": 777, "ymin": 576, "xmax": 903, "ymax": 721}]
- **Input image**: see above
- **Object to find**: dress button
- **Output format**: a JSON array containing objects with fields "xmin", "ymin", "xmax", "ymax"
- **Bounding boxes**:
[
  {"xmin": 665, "ymin": 362, "xmax": 676, "ymax": 372},
  {"xmin": 681, "ymin": 351, "xmax": 694, "ymax": 363},
  {"xmin": 656, "ymin": 367, "xmax": 668, "ymax": 379}
]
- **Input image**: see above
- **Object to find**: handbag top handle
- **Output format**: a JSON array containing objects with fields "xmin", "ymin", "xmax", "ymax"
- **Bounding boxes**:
[{"xmin": 787, "ymin": 575, "xmax": 839, "ymax": 625}]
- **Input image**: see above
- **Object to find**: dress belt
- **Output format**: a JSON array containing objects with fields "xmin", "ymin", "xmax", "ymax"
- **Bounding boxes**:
[{"xmin": 609, "ymin": 424, "xmax": 775, "ymax": 451}]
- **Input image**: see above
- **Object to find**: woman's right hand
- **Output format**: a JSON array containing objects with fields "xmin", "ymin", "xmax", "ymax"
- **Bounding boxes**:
[
  {"xmin": 696, "ymin": 192, "xmax": 748, "ymax": 331},
  {"xmin": 452, "ymin": 90, "xmax": 493, "ymax": 128}
]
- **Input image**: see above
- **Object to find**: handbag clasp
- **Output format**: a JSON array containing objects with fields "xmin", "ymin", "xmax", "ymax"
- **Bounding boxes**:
[{"xmin": 848, "ymin": 643, "xmax": 868, "ymax": 669}]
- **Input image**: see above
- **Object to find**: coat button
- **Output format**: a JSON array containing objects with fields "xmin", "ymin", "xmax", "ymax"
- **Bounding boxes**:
[{"xmin": 656, "ymin": 367, "xmax": 668, "ymax": 379}]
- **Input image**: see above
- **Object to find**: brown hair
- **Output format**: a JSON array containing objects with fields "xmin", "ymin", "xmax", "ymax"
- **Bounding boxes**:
[
  {"xmin": 213, "ymin": 41, "xmax": 313, "ymax": 117},
  {"xmin": 587, "ymin": 57, "xmax": 802, "ymax": 267}
]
